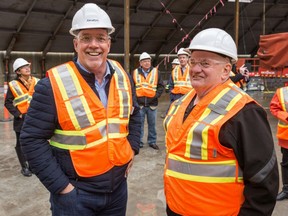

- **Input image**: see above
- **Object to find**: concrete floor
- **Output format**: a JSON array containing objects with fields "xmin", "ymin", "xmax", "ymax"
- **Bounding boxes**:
[{"xmin": 0, "ymin": 91, "xmax": 287, "ymax": 216}]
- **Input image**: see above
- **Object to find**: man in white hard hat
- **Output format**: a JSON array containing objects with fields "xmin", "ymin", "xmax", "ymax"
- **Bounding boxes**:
[
  {"xmin": 4, "ymin": 58, "xmax": 39, "ymax": 177},
  {"xmin": 163, "ymin": 28, "xmax": 278, "ymax": 216},
  {"xmin": 132, "ymin": 52, "xmax": 164, "ymax": 150},
  {"xmin": 20, "ymin": 3, "xmax": 141, "ymax": 216},
  {"xmin": 164, "ymin": 58, "xmax": 180, "ymax": 94},
  {"xmin": 160, "ymin": 58, "xmax": 181, "ymax": 119},
  {"xmin": 167, "ymin": 48, "xmax": 192, "ymax": 103}
]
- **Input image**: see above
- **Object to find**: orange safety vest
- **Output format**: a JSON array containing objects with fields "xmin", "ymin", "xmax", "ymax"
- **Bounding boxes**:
[
  {"xmin": 48, "ymin": 60, "xmax": 133, "ymax": 177},
  {"xmin": 170, "ymin": 65, "xmax": 192, "ymax": 94},
  {"xmin": 163, "ymin": 80, "xmax": 254, "ymax": 216},
  {"xmin": 276, "ymin": 87, "xmax": 288, "ymax": 140},
  {"xmin": 9, "ymin": 77, "xmax": 39, "ymax": 114},
  {"xmin": 133, "ymin": 68, "xmax": 158, "ymax": 98}
]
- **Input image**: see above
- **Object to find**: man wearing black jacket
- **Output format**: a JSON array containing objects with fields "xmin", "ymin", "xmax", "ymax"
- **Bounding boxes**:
[
  {"xmin": 131, "ymin": 52, "xmax": 164, "ymax": 150},
  {"xmin": 20, "ymin": 3, "xmax": 141, "ymax": 216}
]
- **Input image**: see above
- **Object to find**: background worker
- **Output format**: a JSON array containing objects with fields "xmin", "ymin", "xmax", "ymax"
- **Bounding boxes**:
[
  {"xmin": 270, "ymin": 86, "xmax": 288, "ymax": 201},
  {"xmin": 161, "ymin": 58, "xmax": 180, "ymax": 119},
  {"xmin": 165, "ymin": 58, "xmax": 180, "ymax": 93},
  {"xmin": 4, "ymin": 58, "xmax": 39, "ymax": 177},
  {"xmin": 20, "ymin": 3, "xmax": 141, "ymax": 216},
  {"xmin": 132, "ymin": 52, "xmax": 164, "ymax": 150},
  {"xmin": 171, "ymin": 58, "xmax": 180, "ymax": 69},
  {"xmin": 168, "ymin": 47, "xmax": 192, "ymax": 103},
  {"xmin": 163, "ymin": 28, "xmax": 278, "ymax": 216},
  {"xmin": 230, "ymin": 64, "xmax": 250, "ymax": 89}
]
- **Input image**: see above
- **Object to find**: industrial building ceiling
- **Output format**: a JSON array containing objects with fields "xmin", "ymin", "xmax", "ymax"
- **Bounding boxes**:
[{"xmin": 0, "ymin": 0, "xmax": 287, "ymax": 60}]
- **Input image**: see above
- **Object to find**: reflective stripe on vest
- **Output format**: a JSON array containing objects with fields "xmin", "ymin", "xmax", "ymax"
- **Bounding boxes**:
[
  {"xmin": 52, "ymin": 63, "xmax": 95, "ymax": 130},
  {"xmin": 167, "ymin": 153, "xmax": 243, "ymax": 183},
  {"xmin": 13, "ymin": 94, "xmax": 31, "ymax": 106},
  {"xmin": 133, "ymin": 68, "xmax": 158, "ymax": 97},
  {"xmin": 171, "ymin": 65, "xmax": 192, "ymax": 94},
  {"xmin": 276, "ymin": 87, "xmax": 288, "ymax": 141},
  {"xmin": 278, "ymin": 87, "xmax": 288, "ymax": 127},
  {"xmin": 163, "ymin": 93, "xmax": 190, "ymax": 132},
  {"xmin": 186, "ymin": 86, "xmax": 242, "ymax": 160}
]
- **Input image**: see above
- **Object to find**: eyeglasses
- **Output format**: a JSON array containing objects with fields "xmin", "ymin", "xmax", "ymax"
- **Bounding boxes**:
[
  {"xmin": 189, "ymin": 59, "xmax": 228, "ymax": 68},
  {"xmin": 19, "ymin": 65, "xmax": 30, "ymax": 70},
  {"xmin": 77, "ymin": 35, "xmax": 110, "ymax": 44}
]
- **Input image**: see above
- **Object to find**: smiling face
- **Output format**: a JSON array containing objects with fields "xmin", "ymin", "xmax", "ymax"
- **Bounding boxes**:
[
  {"xmin": 178, "ymin": 54, "xmax": 189, "ymax": 67},
  {"xmin": 189, "ymin": 50, "xmax": 231, "ymax": 98},
  {"xmin": 73, "ymin": 28, "xmax": 111, "ymax": 74},
  {"xmin": 140, "ymin": 59, "xmax": 151, "ymax": 71}
]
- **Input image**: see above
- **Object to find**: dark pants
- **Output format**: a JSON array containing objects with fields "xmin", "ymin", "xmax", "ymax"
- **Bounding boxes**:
[
  {"xmin": 281, "ymin": 147, "xmax": 288, "ymax": 191},
  {"xmin": 15, "ymin": 132, "xmax": 28, "ymax": 169},
  {"xmin": 50, "ymin": 180, "xmax": 128, "ymax": 216}
]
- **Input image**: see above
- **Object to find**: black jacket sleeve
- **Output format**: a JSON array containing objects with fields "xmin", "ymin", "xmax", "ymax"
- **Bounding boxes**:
[
  {"xmin": 155, "ymin": 70, "xmax": 164, "ymax": 99},
  {"xmin": 219, "ymin": 103, "xmax": 279, "ymax": 216},
  {"xmin": 126, "ymin": 73, "xmax": 141, "ymax": 155},
  {"xmin": 20, "ymin": 78, "xmax": 70, "ymax": 194},
  {"xmin": 230, "ymin": 73, "xmax": 245, "ymax": 83},
  {"xmin": 4, "ymin": 86, "xmax": 22, "ymax": 118}
]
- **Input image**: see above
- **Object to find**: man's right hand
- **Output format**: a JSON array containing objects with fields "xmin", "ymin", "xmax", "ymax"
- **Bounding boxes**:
[{"xmin": 59, "ymin": 183, "xmax": 75, "ymax": 194}]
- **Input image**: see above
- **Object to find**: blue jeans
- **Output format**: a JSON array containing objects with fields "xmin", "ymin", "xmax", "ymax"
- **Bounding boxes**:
[
  {"xmin": 140, "ymin": 106, "xmax": 157, "ymax": 145},
  {"xmin": 50, "ymin": 180, "xmax": 127, "ymax": 216}
]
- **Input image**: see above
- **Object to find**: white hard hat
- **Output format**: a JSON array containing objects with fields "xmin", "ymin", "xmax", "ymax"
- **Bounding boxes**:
[
  {"xmin": 69, "ymin": 3, "xmax": 115, "ymax": 36},
  {"xmin": 139, "ymin": 52, "xmax": 151, "ymax": 61},
  {"xmin": 171, "ymin": 58, "xmax": 180, "ymax": 65},
  {"xmin": 13, "ymin": 58, "xmax": 30, "ymax": 72},
  {"xmin": 188, "ymin": 28, "xmax": 238, "ymax": 63},
  {"xmin": 177, "ymin": 48, "xmax": 190, "ymax": 56}
]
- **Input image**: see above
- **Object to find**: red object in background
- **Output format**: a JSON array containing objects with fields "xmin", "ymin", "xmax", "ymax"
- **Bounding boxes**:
[{"xmin": 257, "ymin": 32, "xmax": 288, "ymax": 69}]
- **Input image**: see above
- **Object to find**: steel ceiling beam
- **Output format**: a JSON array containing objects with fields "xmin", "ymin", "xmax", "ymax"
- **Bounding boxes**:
[{"xmin": 5, "ymin": 0, "xmax": 37, "ymax": 59}]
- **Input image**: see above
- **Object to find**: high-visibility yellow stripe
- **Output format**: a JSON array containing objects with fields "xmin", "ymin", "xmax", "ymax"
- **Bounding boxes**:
[
  {"xmin": 167, "ymin": 153, "xmax": 243, "ymax": 183},
  {"xmin": 10, "ymin": 81, "xmax": 24, "ymax": 96},
  {"xmin": 53, "ymin": 67, "xmax": 69, "ymax": 101},
  {"xmin": 67, "ymin": 64, "xmax": 84, "ymax": 96},
  {"xmin": 280, "ymin": 88, "xmax": 286, "ymax": 112},
  {"xmin": 64, "ymin": 100, "xmax": 81, "ymax": 130},
  {"xmin": 169, "ymin": 153, "xmax": 237, "ymax": 165},
  {"xmin": 50, "ymin": 141, "xmax": 86, "ymax": 150},
  {"xmin": 108, "ymin": 118, "xmax": 129, "ymax": 124},
  {"xmin": 166, "ymin": 169, "xmax": 243, "ymax": 183},
  {"xmin": 80, "ymin": 95, "xmax": 95, "ymax": 125}
]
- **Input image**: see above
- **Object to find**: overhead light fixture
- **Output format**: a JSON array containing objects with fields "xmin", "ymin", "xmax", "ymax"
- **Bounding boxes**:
[{"xmin": 228, "ymin": 0, "xmax": 253, "ymax": 3}]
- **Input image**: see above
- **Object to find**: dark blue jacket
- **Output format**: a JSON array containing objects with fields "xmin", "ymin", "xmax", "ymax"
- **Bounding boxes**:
[{"xmin": 20, "ymin": 61, "xmax": 141, "ymax": 194}]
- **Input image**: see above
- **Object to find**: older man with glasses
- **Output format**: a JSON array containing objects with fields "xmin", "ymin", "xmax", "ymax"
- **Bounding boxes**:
[{"xmin": 163, "ymin": 28, "xmax": 279, "ymax": 216}]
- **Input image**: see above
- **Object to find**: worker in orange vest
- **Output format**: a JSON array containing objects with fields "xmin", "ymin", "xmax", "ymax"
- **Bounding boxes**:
[
  {"xmin": 4, "ymin": 58, "xmax": 39, "ymax": 177},
  {"xmin": 270, "ymin": 86, "xmax": 288, "ymax": 201},
  {"xmin": 132, "ymin": 52, "xmax": 164, "ymax": 150},
  {"xmin": 20, "ymin": 3, "xmax": 141, "ymax": 215},
  {"xmin": 163, "ymin": 28, "xmax": 278, "ymax": 216},
  {"xmin": 168, "ymin": 48, "xmax": 192, "ymax": 103}
]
